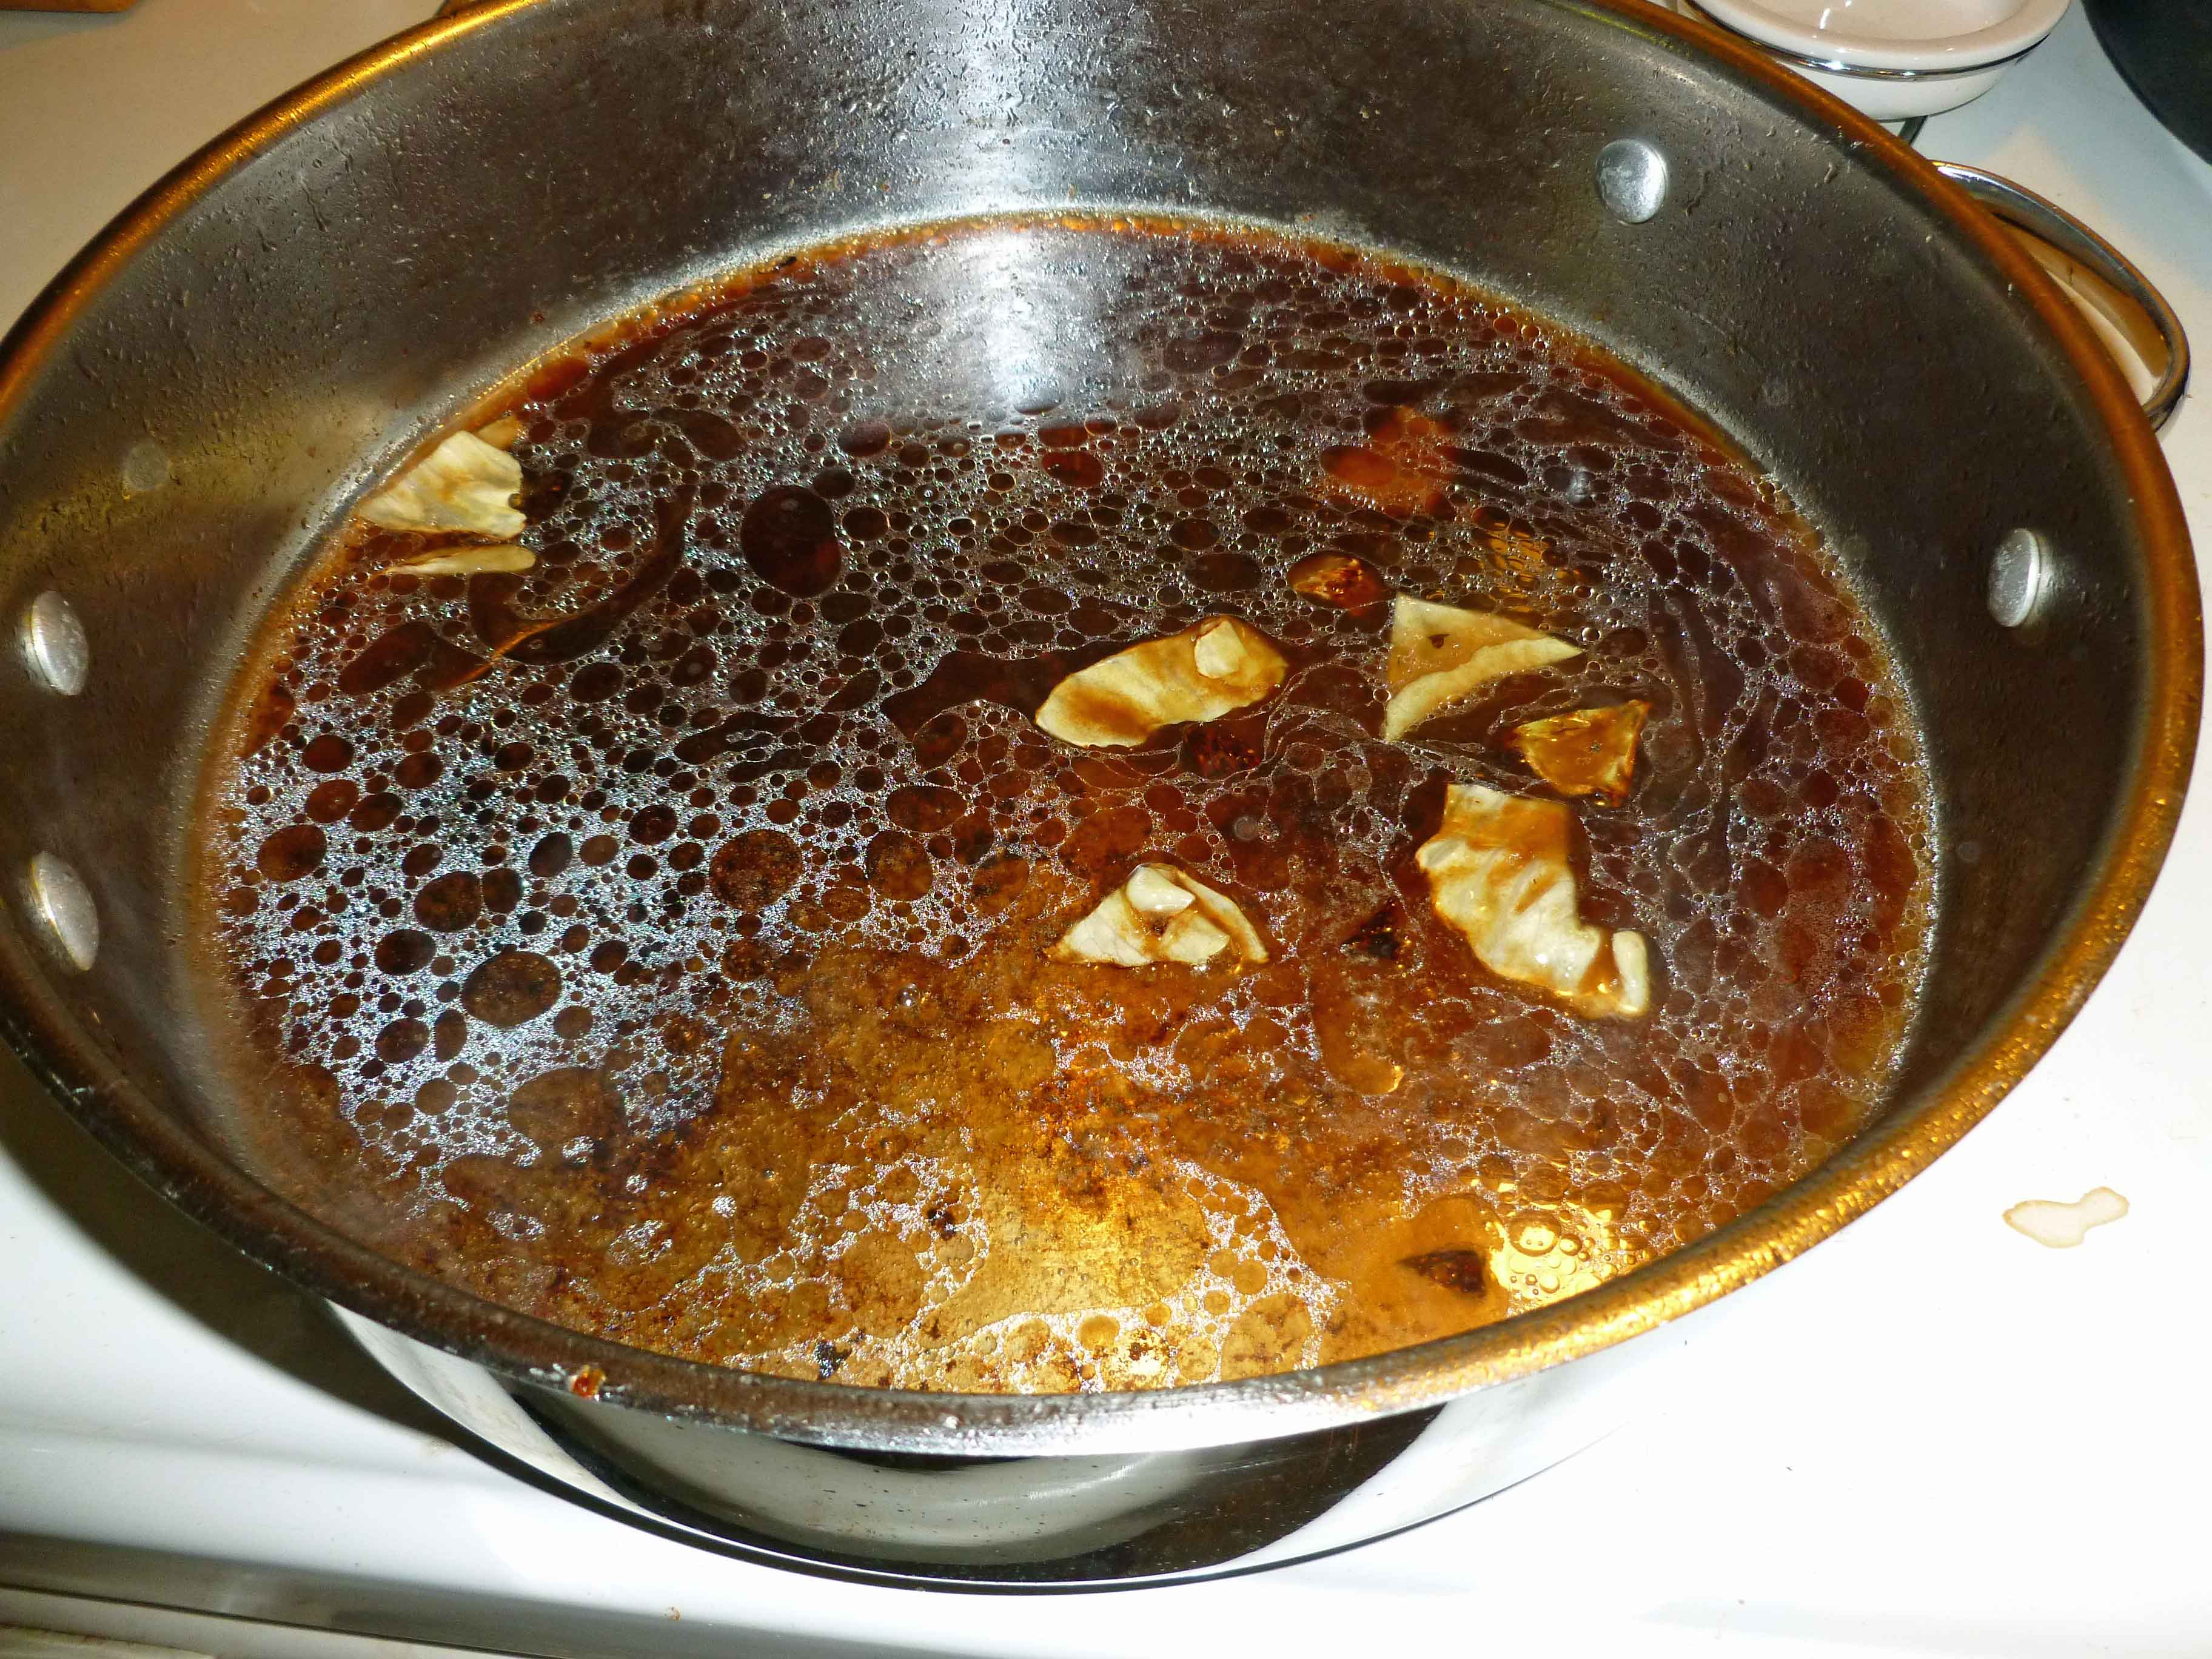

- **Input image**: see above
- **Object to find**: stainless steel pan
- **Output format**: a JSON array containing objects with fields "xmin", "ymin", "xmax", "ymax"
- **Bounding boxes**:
[{"xmin": 0, "ymin": 0, "xmax": 2196, "ymax": 1587}]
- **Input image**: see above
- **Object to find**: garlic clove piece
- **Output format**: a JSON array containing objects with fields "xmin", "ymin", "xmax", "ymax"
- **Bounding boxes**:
[
  {"xmin": 1052, "ymin": 862, "xmax": 1268, "ymax": 967},
  {"xmin": 392, "ymin": 543, "xmax": 538, "ymax": 578},
  {"xmin": 1036, "ymin": 617, "xmax": 1287, "ymax": 748},
  {"xmin": 1381, "ymin": 595, "xmax": 1580, "ymax": 740},
  {"xmin": 360, "ymin": 430, "xmax": 526, "ymax": 538},
  {"xmin": 1159, "ymin": 910, "xmax": 1233, "ymax": 964},
  {"xmin": 1415, "ymin": 782, "xmax": 1650, "ymax": 1019},
  {"xmin": 1191, "ymin": 617, "xmax": 1254, "ymax": 680},
  {"xmin": 1054, "ymin": 896, "xmax": 1162, "ymax": 967}
]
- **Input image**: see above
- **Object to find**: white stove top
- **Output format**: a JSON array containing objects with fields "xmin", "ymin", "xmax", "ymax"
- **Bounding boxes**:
[{"xmin": 3, "ymin": 3, "xmax": 2209, "ymax": 1653}]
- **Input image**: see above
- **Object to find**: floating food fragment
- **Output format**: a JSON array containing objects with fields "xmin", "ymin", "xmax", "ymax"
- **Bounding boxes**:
[
  {"xmin": 1416, "ymin": 782, "xmax": 1650, "ymax": 1019},
  {"xmin": 2003, "ymin": 1187, "xmax": 2129, "ymax": 1248},
  {"xmin": 1319, "ymin": 406, "xmax": 1452, "ymax": 517},
  {"xmin": 1339, "ymin": 903, "xmax": 1410, "ymax": 962},
  {"xmin": 359, "ymin": 431, "xmax": 525, "ymax": 538},
  {"xmin": 1399, "ymin": 1248, "xmax": 1488, "ymax": 1295},
  {"xmin": 1287, "ymin": 551, "xmax": 1390, "ymax": 611},
  {"xmin": 1035, "ymin": 617, "xmax": 1286, "ymax": 748},
  {"xmin": 1053, "ymin": 862, "xmax": 1268, "ymax": 967},
  {"xmin": 1382, "ymin": 595, "xmax": 1581, "ymax": 740},
  {"xmin": 472, "ymin": 414, "xmax": 526, "ymax": 451},
  {"xmin": 1508, "ymin": 700, "xmax": 1651, "ymax": 803},
  {"xmin": 392, "ymin": 543, "xmax": 538, "ymax": 578}
]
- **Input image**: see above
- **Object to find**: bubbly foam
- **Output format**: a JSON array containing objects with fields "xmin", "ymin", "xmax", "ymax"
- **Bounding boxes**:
[{"xmin": 198, "ymin": 219, "xmax": 1932, "ymax": 1392}]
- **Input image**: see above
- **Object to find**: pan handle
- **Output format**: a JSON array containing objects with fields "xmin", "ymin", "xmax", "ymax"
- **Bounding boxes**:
[{"xmin": 1934, "ymin": 161, "xmax": 2190, "ymax": 432}]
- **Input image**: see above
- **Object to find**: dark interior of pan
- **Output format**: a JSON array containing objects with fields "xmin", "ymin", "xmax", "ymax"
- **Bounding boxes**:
[{"xmin": 0, "ymin": 0, "xmax": 2193, "ymax": 1447}]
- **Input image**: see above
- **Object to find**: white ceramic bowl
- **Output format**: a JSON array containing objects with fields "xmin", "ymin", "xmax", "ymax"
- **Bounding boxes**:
[{"xmin": 1672, "ymin": 0, "xmax": 2073, "ymax": 121}]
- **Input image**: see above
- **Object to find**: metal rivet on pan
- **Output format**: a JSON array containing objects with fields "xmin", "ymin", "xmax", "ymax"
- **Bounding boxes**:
[
  {"xmin": 27, "ymin": 852, "xmax": 99, "ymax": 972},
  {"xmin": 1596, "ymin": 139, "xmax": 1669, "ymax": 224},
  {"xmin": 1988, "ymin": 528, "xmax": 2049, "ymax": 629},
  {"xmin": 20, "ymin": 591, "xmax": 89, "ymax": 696}
]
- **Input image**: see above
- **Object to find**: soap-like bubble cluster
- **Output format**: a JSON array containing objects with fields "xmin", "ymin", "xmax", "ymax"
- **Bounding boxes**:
[{"xmin": 199, "ymin": 219, "xmax": 1931, "ymax": 1392}]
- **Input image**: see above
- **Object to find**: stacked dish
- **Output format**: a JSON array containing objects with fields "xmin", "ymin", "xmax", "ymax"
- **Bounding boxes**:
[{"xmin": 1673, "ymin": 0, "xmax": 2074, "ymax": 119}]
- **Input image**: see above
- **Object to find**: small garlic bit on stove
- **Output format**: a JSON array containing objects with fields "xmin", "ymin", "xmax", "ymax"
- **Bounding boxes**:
[
  {"xmin": 2003, "ymin": 1187, "xmax": 2130, "ymax": 1248},
  {"xmin": 359, "ymin": 430, "xmax": 526, "ymax": 538},
  {"xmin": 1382, "ymin": 595, "xmax": 1581, "ymax": 740},
  {"xmin": 1416, "ymin": 782, "xmax": 1649, "ymax": 1019},
  {"xmin": 1508, "ymin": 700, "xmax": 1651, "ymax": 804},
  {"xmin": 1318, "ymin": 406, "xmax": 1453, "ymax": 518},
  {"xmin": 1035, "ymin": 617, "xmax": 1287, "ymax": 748},
  {"xmin": 392, "ymin": 543, "xmax": 538, "ymax": 578},
  {"xmin": 1053, "ymin": 862, "xmax": 1269, "ymax": 967}
]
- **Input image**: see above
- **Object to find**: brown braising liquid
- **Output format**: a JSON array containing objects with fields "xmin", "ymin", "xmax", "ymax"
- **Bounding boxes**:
[{"xmin": 196, "ymin": 218, "xmax": 1932, "ymax": 1392}]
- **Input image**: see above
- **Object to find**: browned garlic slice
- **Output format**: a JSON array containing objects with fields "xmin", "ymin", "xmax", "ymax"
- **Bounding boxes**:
[
  {"xmin": 1507, "ymin": 700, "xmax": 1651, "ymax": 804},
  {"xmin": 1415, "ymin": 782, "xmax": 1649, "ymax": 1019},
  {"xmin": 1052, "ymin": 863, "xmax": 1269, "ymax": 967},
  {"xmin": 1382, "ymin": 596, "xmax": 1580, "ymax": 740},
  {"xmin": 1036, "ymin": 617, "xmax": 1287, "ymax": 748},
  {"xmin": 392, "ymin": 543, "xmax": 538, "ymax": 578},
  {"xmin": 359, "ymin": 431, "xmax": 525, "ymax": 538},
  {"xmin": 1286, "ymin": 551, "xmax": 1389, "ymax": 611}
]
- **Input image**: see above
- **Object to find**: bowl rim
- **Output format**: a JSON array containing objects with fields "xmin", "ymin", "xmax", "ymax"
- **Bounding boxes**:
[
  {"xmin": 1674, "ymin": 0, "xmax": 2032, "ymax": 80},
  {"xmin": 0, "ymin": 0, "xmax": 2197, "ymax": 1458},
  {"xmin": 1692, "ymin": 0, "xmax": 2071, "ymax": 71}
]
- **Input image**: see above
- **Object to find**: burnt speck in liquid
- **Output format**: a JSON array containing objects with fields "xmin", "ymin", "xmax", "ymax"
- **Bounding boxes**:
[
  {"xmin": 1399, "ymin": 1249, "xmax": 1488, "ymax": 1295},
  {"xmin": 1342, "ymin": 905, "xmax": 1408, "ymax": 962}
]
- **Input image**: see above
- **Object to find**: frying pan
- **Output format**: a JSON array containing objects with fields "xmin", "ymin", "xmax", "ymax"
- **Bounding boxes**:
[{"xmin": 0, "ymin": 0, "xmax": 2196, "ymax": 1586}]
